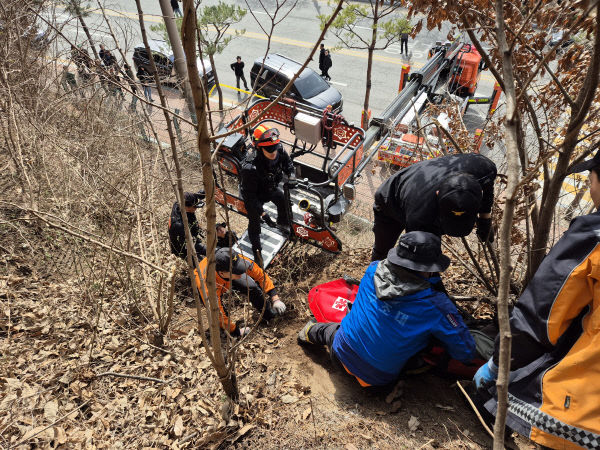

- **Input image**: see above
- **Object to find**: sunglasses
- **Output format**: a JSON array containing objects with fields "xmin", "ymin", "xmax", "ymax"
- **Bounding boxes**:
[{"xmin": 262, "ymin": 143, "xmax": 282, "ymax": 153}]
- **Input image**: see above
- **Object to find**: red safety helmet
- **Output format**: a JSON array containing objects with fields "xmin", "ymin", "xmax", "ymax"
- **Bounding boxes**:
[{"xmin": 253, "ymin": 124, "xmax": 280, "ymax": 147}]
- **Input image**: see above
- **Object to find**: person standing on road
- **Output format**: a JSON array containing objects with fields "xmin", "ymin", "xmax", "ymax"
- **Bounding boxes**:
[
  {"xmin": 123, "ymin": 63, "xmax": 139, "ymax": 110},
  {"xmin": 321, "ymin": 49, "xmax": 332, "ymax": 81},
  {"xmin": 240, "ymin": 124, "xmax": 295, "ymax": 268},
  {"xmin": 136, "ymin": 65, "xmax": 154, "ymax": 103},
  {"xmin": 371, "ymin": 153, "xmax": 497, "ymax": 262},
  {"xmin": 99, "ymin": 44, "xmax": 116, "ymax": 68},
  {"xmin": 170, "ymin": 0, "xmax": 182, "ymax": 18},
  {"xmin": 318, "ymin": 43, "xmax": 325, "ymax": 75},
  {"xmin": 230, "ymin": 56, "xmax": 249, "ymax": 91},
  {"xmin": 400, "ymin": 32, "xmax": 409, "ymax": 56}
]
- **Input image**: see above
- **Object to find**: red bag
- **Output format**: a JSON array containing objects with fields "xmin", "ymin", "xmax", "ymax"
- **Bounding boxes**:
[{"xmin": 308, "ymin": 278, "xmax": 359, "ymax": 323}]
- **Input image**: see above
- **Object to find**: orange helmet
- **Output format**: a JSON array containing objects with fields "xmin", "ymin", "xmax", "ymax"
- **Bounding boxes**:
[{"xmin": 253, "ymin": 124, "xmax": 280, "ymax": 147}]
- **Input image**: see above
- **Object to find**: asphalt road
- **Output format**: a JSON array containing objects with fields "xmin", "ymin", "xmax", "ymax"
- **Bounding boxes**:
[
  {"xmin": 48, "ymin": 0, "xmax": 496, "ymax": 125},
  {"xmin": 44, "ymin": 0, "xmax": 589, "ymax": 211}
]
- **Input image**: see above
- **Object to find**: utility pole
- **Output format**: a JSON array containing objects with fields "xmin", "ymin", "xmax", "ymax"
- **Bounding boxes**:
[{"xmin": 158, "ymin": 0, "xmax": 197, "ymax": 123}]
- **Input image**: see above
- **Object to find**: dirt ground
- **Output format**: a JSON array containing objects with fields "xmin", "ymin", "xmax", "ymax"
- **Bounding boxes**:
[{"xmin": 0, "ymin": 239, "xmax": 538, "ymax": 449}]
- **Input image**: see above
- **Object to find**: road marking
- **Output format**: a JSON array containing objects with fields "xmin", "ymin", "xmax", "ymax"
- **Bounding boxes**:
[
  {"xmin": 80, "ymin": 6, "xmax": 495, "ymax": 82},
  {"xmin": 354, "ymin": 25, "xmax": 372, "ymax": 31},
  {"xmin": 329, "ymin": 80, "xmax": 347, "ymax": 87}
]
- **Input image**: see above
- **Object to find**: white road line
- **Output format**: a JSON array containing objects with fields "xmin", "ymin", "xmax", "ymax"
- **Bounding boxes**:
[
  {"xmin": 354, "ymin": 25, "xmax": 372, "ymax": 31},
  {"xmin": 250, "ymin": 10, "xmax": 271, "ymax": 15},
  {"xmin": 329, "ymin": 80, "xmax": 347, "ymax": 87}
]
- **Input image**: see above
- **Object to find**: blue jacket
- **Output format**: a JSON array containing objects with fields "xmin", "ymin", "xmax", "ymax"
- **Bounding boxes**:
[{"xmin": 332, "ymin": 260, "xmax": 476, "ymax": 386}]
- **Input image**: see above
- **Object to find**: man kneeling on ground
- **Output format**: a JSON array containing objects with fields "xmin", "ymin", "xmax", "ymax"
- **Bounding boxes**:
[
  {"xmin": 195, "ymin": 248, "xmax": 287, "ymax": 337},
  {"xmin": 298, "ymin": 231, "xmax": 477, "ymax": 387}
]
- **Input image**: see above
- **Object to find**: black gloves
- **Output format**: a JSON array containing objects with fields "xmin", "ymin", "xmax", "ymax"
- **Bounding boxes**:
[{"xmin": 476, "ymin": 217, "xmax": 494, "ymax": 243}]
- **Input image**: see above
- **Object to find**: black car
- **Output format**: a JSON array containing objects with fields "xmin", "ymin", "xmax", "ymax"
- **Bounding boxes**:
[
  {"xmin": 250, "ymin": 54, "xmax": 343, "ymax": 113},
  {"xmin": 132, "ymin": 39, "xmax": 214, "ymax": 88}
]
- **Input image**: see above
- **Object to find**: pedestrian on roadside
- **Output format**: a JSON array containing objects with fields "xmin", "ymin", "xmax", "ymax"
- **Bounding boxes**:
[
  {"xmin": 318, "ymin": 43, "xmax": 325, "ymax": 74},
  {"xmin": 99, "ymin": 44, "xmax": 116, "ymax": 68},
  {"xmin": 123, "ymin": 63, "xmax": 139, "ymax": 110},
  {"xmin": 94, "ymin": 59, "xmax": 108, "ymax": 93},
  {"xmin": 108, "ymin": 66, "xmax": 125, "ymax": 105},
  {"xmin": 71, "ymin": 45, "xmax": 92, "ymax": 90},
  {"xmin": 400, "ymin": 31, "xmax": 409, "ymax": 56},
  {"xmin": 60, "ymin": 65, "xmax": 78, "ymax": 95},
  {"xmin": 170, "ymin": 0, "xmax": 182, "ymax": 18},
  {"xmin": 137, "ymin": 65, "xmax": 154, "ymax": 102},
  {"xmin": 230, "ymin": 56, "xmax": 249, "ymax": 91},
  {"xmin": 321, "ymin": 49, "xmax": 332, "ymax": 81}
]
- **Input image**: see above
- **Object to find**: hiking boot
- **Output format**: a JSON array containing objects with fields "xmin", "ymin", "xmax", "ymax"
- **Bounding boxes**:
[
  {"xmin": 276, "ymin": 222, "xmax": 291, "ymax": 236},
  {"xmin": 297, "ymin": 318, "xmax": 317, "ymax": 345},
  {"xmin": 252, "ymin": 247, "xmax": 264, "ymax": 268}
]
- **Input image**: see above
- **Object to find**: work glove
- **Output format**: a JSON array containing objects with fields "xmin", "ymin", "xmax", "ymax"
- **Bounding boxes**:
[
  {"xmin": 476, "ymin": 217, "xmax": 494, "ymax": 243},
  {"xmin": 270, "ymin": 299, "xmax": 287, "ymax": 315},
  {"xmin": 262, "ymin": 214, "xmax": 277, "ymax": 228},
  {"xmin": 473, "ymin": 359, "xmax": 498, "ymax": 391},
  {"xmin": 232, "ymin": 325, "xmax": 251, "ymax": 338}
]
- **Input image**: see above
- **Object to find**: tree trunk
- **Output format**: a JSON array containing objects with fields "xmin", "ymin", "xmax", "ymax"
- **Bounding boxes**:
[
  {"xmin": 77, "ymin": 14, "xmax": 99, "ymax": 59},
  {"xmin": 564, "ymin": 179, "xmax": 589, "ymax": 222},
  {"xmin": 181, "ymin": 0, "xmax": 237, "ymax": 400},
  {"xmin": 158, "ymin": 0, "xmax": 197, "ymax": 123},
  {"xmin": 209, "ymin": 53, "xmax": 224, "ymax": 113},
  {"xmin": 362, "ymin": 1, "xmax": 379, "ymax": 127},
  {"xmin": 492, "ymin": 1, "xmax": 519, "ymax": 447},
  {"xmin": 529, "ymin": 9, "xmax": 600, "ymax": 278}
]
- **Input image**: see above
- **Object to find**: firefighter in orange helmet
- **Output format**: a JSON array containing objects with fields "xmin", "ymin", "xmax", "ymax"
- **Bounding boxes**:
[{"xmin": 240, "ymin": 124, "xmax": 295, "ymax": 267}]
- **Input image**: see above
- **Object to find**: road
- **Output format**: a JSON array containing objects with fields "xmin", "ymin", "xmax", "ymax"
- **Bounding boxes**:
[
  {"xmin": 47, "ymin": 0, "xmax": 495, "ymax": 125},
  {"xmin": 45, "ymin": 0, "xmax": 591, "ymax": 212}
]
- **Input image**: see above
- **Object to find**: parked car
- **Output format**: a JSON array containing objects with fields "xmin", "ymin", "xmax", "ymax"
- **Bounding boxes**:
[
  {"xmin": 250, "ymin": 54, "xmax": 343, "ymax": 113},
  {"xmin": 547, "ymin": 28, "xmax": 573, "ymax": 52},
  {"xmin": 132, "ymin": 39, "xmax": 214, "ymax": 88}
]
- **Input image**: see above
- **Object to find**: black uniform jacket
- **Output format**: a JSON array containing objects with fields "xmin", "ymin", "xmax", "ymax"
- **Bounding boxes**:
[
  {"xmin": 374, "ymin": 153, "xmax": 497, "ymax": 235},
  {"xmin": 240, "ymin": 149, "xmax": 294, "ymax": 214},
  {"xmin": 168, "ymin": 202, "xmax": 201, "ymax": 258}
]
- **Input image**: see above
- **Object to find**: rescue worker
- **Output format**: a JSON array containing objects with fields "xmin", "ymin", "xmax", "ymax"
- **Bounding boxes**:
[
  {"xmin": 240, "ymin": 124, "xmax": 295, "ymax": 267},
  {"xmin": 298, "ymin": 231, "xmax": 477, "ymax": 387},
  {"xmin": 216, "ymin": 222, "xmax": 238, "ymax": 248},
  {"xmin": 168, "ymin": 191, "xmax": 206, "ymax": 260},
  {"xmin": 473, "ymin": 150, "xmax": 600, "ymax": 449},
  {"xmin": 195, "ymin": 247, "xmax": 287, "ymax": 337},
  {"xmin": 371, "ymin": 153, "xmax": 497, "ymax": 261}
]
